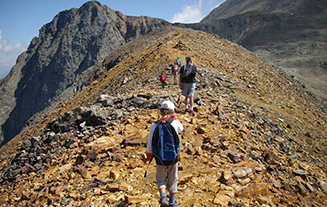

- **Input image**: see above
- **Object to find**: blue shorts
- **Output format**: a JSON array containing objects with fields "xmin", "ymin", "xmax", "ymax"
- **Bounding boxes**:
[{"xmin": 182, "ymin": 83, "xmax": 195, "ymax": 97}]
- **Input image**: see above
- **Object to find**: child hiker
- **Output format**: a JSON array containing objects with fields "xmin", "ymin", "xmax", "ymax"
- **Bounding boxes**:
[
  {"xmin": 160, "ymin": 72, "xmax": 167, "ymax": 89},
  {"xmin": 145, "ymin": 100, "xmax": 183, "ymax": 207}
]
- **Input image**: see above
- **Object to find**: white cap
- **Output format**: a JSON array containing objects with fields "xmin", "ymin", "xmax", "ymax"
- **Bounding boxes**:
[{"xmin": 160, "ymin": 100, "xmax": 174, "ymax": 111}]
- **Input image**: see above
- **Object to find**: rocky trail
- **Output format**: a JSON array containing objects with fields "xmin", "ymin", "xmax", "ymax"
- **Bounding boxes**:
[{"xmin": 0, "ymin": 27, "xmax": 326, "ymax": 206}]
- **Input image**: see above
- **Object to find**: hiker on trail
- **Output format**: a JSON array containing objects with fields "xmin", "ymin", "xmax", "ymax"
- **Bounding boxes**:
[
  {"xmin": 172, "ymin": 61, "xmax": 179, "ymax": 85},
  {"xmin": 160, "ymin": 72, "xmax": 167, "ymax": 89},
  {"xmin": 176, "ymin": 57, "xmax": 181, "ymax": 68},
  {"xmin": 179, "ymin": 57, "xmax": 197, "ymax": 115},
  {"xmin": 145, "ymin": 100, "xmax": 183, "ymax": 207}
]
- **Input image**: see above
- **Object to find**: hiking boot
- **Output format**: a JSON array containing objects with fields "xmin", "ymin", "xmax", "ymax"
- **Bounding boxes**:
[
  {"xmin": 169, "ymin": 201, "xmax": 178, "ymax": 207},
  {"xmin": 189, "ymin": 110, "xmax": 195, "ymax": 115},
  {"xmin": 160, "ymin": 197, "xmax": 169, "ymax": 207},
  {"xmin": 185, "ymin": 108, "xmax": 191, "ymax": 113}
]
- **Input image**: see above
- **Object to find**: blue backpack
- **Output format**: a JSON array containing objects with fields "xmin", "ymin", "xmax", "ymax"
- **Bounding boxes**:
[{"xmin": 152, "ymin": 118, "xmax": 180, "ymax": 166}]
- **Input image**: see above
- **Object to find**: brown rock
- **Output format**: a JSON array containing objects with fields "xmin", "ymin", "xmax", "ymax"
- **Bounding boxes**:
[
  {"xmin": 123, "ymin": 139, "xmax": 142, "ymax": 147},
  {"xmin": 319, "ymin": 181, "xmax": 327, "ymax": 192},
  {"xmin": 184, "ymin": 127, "xmax": 193, "ymax": 140},
  {"xmin": 81, "ymin": 169, "xmax": 92, "ymax": 179},
  {"xmin": 263, "ymin": 150, "xmax": 279, "ymax": 164},
  {"xmin": 221, "ymin": 141, "xmax": 229, "ymax": 150},
  {"xmin": 305, "ymin": 182, "xmax": 314, "ymax": 192},
  {"xmin": 179, "ymin": 173, "xmax": 193, "ymax": 184},
  {"xmin": 91, "ymin": 166, "xmax": 100, "ymax": 176},
  {"xmin": 107, "ymin": 183, "xmax": 119, "ymax": 192},
  {"xmin": 235, "ymin": 182, "xmax": 270, "ymax": 198},
  {"xmin": 88, "ymin": 151, "xmax": 97, "ymax": 162},
  {"xmin": 213, "ymin": 194, "xmax": 231, "ymax": 206},
  {"xmin": 293, "ymin": 169, "xmax": 306, "ymax": 177},
  {"xmin": 81, "ymin": 196, "xmax": 92, "ymax": 207},
  {"xmin": 227, "ymin": 152, "xmax": 241, "ymax": 163},
  {"xmin": 220, "ymin": 171, "xmax": 233, "ymax": 185},
  {"xmin": 213, "ymin": 155, "xmax": 222, "ymax": 164},
  {"xmin": 128, "ymin": 160, "xmax": 142, "ymax": 169},
  {"xmin": 283, "ymin": 180, "xmax": 294, "ymax": 192},
  {"xmin": 126, "ymin": 194, "xmax": 151, "ymax": 204},
  {"xmin": 69, "ymin": 142, "xmax": 79, "ymax": 149},
  {"xmin": 75, "ymin": 155, "xmax": 84, "ymax": 165},
  {"xmin": 271, "ymin": 177, "xmax": 281, "ymax": 188},
  {"xmin": 110, "ymin": 170, "xmax": 120, "ymax": 180},
  {"xmin": 96, "ymin": 171, "xmax": 108, "ymax": 180},
  {"xmin": 232, "ymin": 167, "xmax": 252, "ymax": 179},
  {"xmin": 228, "ymin": 200, "xmax": 245, "ymax": 206},
  {"xmin": 186, "ymin": 144, "xmax": 195, "ymax": 155},
  {"xmin": 196, "ymin": 125, "xmax": 206, "ymax": 134},
  {"xmin": 119, "ymin": 183, "xmax": 133, "ymax": 191},
  {"xmin": 113, "ymin": 154, "xmax": 123, "ymax": 162},
  {"xmin": 69, "ymin": 192, "xmax": 78, "ymax": 199},
  {"xmin": 94, "ymin": 187, "xmax": 101, "ymax": 195},
  {"xmin": 295, "ymin": 183, "xmax": 309, "ymax": 196}
]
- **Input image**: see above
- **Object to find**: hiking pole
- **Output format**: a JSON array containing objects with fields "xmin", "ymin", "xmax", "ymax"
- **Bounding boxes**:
[
  {"xmin": 144, "ymin": 156, "xmax": 153, "ymax": 177},
  {"xmin": 185, "ymin": 47, "xmax": 189, "ymax": 65}
]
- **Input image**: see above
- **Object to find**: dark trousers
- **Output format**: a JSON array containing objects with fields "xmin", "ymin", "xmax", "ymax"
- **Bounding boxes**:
[{"xmin": 162, "ymin": 81, "xmax": 166, "ymax": 88}]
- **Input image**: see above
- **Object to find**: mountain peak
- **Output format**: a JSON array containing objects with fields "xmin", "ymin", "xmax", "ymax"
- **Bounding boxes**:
[{"xmin": 0, "ymin": 1, "xmax": 170, "ymax": 147}]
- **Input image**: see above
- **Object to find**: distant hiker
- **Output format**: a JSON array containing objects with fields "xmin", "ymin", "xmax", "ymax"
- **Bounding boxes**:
[
  {"xmin": 160, "ymin": 72, "xmax": 166, "ymax": 89},
  {"xmin": 176, "ymin": 57, "xmax": 181, "ymax": 68},
  {"xmin": 145, "ymin": 100, "xmax": 183, "ymax": 207},
  {"xmin": 179, "ymin": 57, "xmax": 197, "ymax": 115},
  {"xmin": 172, "ymin": 61, "xmax": 179, "ymax": 85}
]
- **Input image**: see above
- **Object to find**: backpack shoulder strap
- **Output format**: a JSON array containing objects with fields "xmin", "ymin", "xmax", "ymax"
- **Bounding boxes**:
[
  {"xmin": 166, "ymin": 118, "xmax": 180, "ymax": 151},
  {"xmin": 152, "ymin": 120, "xmax": 162, "ymax": 147},
  {"xmin": 167, "ymin": 117, "xmax": 174, "ymax": 125}
]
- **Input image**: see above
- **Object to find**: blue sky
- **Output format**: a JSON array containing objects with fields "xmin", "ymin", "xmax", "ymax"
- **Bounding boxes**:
[{"xmin": 0, "ymin": 0, "xmax": 225, "ymax": 78}]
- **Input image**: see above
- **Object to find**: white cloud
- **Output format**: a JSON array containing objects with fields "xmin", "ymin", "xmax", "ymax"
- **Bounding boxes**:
[
  {"xmin": 0, "ymin": 30, "xmax": 27, "ymax": 78},
  {"xmin": 171, "ymin": 0, "xmax": 205, "ymax": 23}
]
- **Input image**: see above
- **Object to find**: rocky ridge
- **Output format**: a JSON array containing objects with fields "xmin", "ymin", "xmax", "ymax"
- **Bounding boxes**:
[{"xmin": 0, "ymin": 27, "xmax": 326, "ymax": 206}]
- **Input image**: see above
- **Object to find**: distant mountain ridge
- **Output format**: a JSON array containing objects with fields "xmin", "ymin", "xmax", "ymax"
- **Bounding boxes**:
[
  {"xmin": 188, "ymin": 0, "xmax": 327, "ymax": 112},
  {"xmin": 0, "ymin": 1, "xmax": 170, "ymax": 146}
]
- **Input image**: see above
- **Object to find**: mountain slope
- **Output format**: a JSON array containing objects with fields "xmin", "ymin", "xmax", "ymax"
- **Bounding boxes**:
[
  {"xmin": 0, "ymin": 1, "xmax": 170, "ymax": 146},
  {"xmin": 0, "ymin": 27, "xmax": 326, "ymax": 206},
  {"xmin": 187, "ymin": 0, "xmax": 327, "ymax": 113}
]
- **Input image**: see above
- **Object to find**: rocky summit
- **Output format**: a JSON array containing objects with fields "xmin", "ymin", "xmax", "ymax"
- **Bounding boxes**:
[{"xmin": 0, "ymin": 27, "xmax": 326, "ymax": 206}]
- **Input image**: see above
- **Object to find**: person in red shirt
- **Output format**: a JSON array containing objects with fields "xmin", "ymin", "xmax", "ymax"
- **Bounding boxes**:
[{"xmin": 160, "ymin": 72, "xmax": 166, "ymax": 89}]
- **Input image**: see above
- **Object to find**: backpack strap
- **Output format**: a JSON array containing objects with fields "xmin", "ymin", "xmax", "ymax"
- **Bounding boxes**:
[
  {"xmin": 166, "ymin": 118, "xmax": 180, "ymax": 154},
  {"xmin": 166, "ymin": 117, "xmax": 174, "ymax": 125}
]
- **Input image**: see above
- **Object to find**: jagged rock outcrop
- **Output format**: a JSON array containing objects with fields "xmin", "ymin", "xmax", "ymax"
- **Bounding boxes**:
[
  {"xmin": 183, "ymin": 0, "xmax": 327, "ymax": 113},
  {"xmin": 0, "ymin": 1, "xmax": 170, "ymax": 146},
  {"xmin": 0, "ymin": 27, "xmax": 326, "ymax": 206}
]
